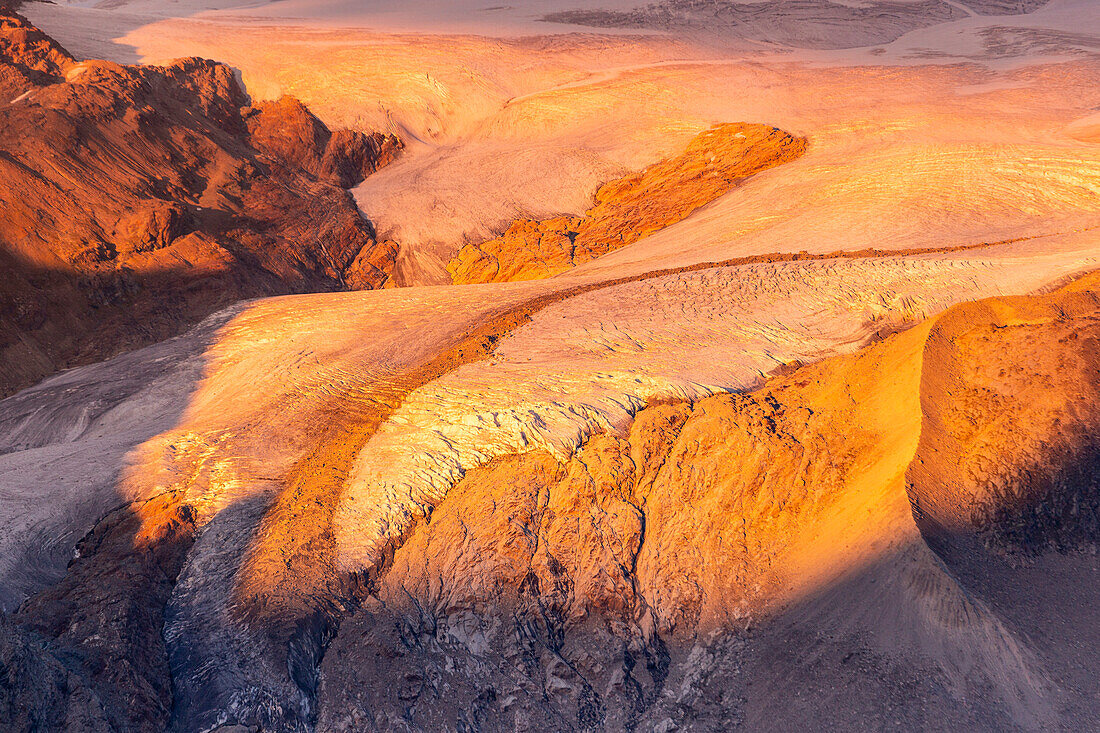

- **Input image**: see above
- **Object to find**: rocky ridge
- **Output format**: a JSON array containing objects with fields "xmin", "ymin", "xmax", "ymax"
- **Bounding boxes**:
[
  {"xmin": 0, "ymin": 11, "xmax": 402, "ymax": 396},
  {"xmin": 447, "ymin": 123, "xmax": 805, "ymax": 284}
]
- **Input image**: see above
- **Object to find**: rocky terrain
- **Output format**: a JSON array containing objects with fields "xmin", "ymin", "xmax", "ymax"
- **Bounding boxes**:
[
  {"xmin": 320, "ymin": 272, "xmax": 1100, "ymax": 731},
  {"xmin": 0, "ymin": 11, "xmax": 401, "ymax": 396},
  {"xmin": 448, "ymin": 124, "xmax": 805, "ymax": 284},
  {"xmin": 1, "ymin": 0, "xmax": 1099, "ymax": 731},
  {"xmin": 3, "ymin": 261, "xmax": 1098, "ymax": 731}
]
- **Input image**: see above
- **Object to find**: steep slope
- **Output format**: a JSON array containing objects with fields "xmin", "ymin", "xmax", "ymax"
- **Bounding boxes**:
[
  {"xmin": 909, "ymin": 276, "xmax": 1100, "ymax": 558},
  {"xmin": 448, "ymin": 123, "xmax": 806, "ymax": 284},
  {"xmin": 0, "ymin": 11, "xmax": 401, "ymax": 396}
]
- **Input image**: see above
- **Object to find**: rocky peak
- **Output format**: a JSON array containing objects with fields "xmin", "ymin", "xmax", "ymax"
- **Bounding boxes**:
[
  {"xmin": 0, "ymin": 10, "xmax": 74, "ymax": 98},
  {"xmin": 245, "ymin": 95, "xmax": 403, "ymax": 187}
]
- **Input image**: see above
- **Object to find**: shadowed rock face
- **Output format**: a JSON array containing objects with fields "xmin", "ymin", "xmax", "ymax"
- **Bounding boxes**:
[
  {"xmin": 908, "ymin": 276, "xmax": 1100, "ymax": 559},
  {"xmin": 0, "ymin": 616, "xmax": 111, "ymax": 731},
  {"xmin": 448, "ymin": 123, "xmax": 806, "ymax": 284},
  {"xmin": 0, "ymin": 11, "xmax": 402, "ymax": 397}
]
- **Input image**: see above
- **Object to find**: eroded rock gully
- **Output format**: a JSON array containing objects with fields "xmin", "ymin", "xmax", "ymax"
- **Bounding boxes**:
[
  {"xmin": 447, "ymin": 123, "xmax": 806, "ymax": 285},
  {"xmin": 0, "ymin": 11, "xmax": 402, "ymax": 397},
  {"xmin": 5, "ymin": 268, "xmax": 1099, "ymax": 731}
]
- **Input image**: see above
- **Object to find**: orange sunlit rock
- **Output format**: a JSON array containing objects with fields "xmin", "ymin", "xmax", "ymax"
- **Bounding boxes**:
[{"xmin": 448, "ymin": 123, "xmax": 806, "ymax": 283}]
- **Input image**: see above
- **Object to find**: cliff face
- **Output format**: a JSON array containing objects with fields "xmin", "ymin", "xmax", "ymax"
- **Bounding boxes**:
[
  {"xmin": 4, "ymin": 269, "xmax": 1097, "ymax": 732},
  {"xmin": 447, "ymin": 123, "xmax": 806, "ymax": 284},
  {"xmin": 0, "ymin": 11, "xmax": 402, "ymax": 396}
]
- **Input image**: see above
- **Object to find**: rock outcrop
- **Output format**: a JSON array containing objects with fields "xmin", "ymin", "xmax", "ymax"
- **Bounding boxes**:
[
  {"xmin": 908, "ymin": 274, "xmax": 1100, "ymax": 558},
  {"xmin": 447, "ymin": 123, "xmax": 805, "ymax": 284},
  {"xmin": 243, "ymin": 96, "xmax": 402, "ymax": 189},
  {"xmin": 0, "ymin": 11, "xmax": 402, "ymax": 396}
]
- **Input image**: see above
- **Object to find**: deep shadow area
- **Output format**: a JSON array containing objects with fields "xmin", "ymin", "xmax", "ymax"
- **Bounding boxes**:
[
  {"xmin": 0, "ymin": 301, "xmax": 242, "ymax": 612},
  {"xmin": 730, "ymin": 543, "xmax": 1045, "ymax": 732},
  {"xmin": 3, "ymin": 485, "xmax": 203, "ymax": 731},
  {"xmin": 0, "ymin": 296, "xmax": 238, "ymax": 730}
]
